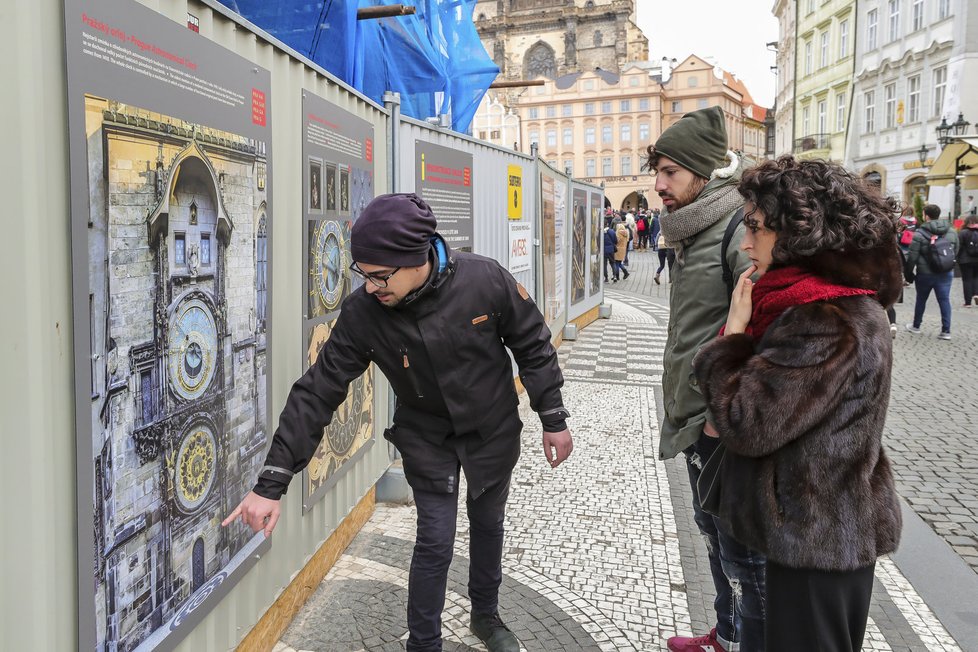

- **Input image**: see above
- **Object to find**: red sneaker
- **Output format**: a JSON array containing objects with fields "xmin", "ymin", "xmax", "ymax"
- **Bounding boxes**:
[{"xmin": 667, "ymin": 628, "xmax": 727, "ymax": 652}]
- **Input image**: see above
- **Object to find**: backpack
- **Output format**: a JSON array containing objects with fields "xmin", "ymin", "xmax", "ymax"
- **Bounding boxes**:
[
  {"xmin": 636, "ymin": 217, "xmax": 646, "ymax": 232},
  {"xmin": 720, "ymin": 207, "xmax": 746, "ymax": 302},
  {"xmin": 924, "ymin": 233, "xmax": 956, "ymax": 272},
  {"xmin": 963, "ymin": 230, "xmax": 978, "ymax": 257},
  {"xmin": 899, "ymin": 228, "xmax": 916, "ymax": 246}
]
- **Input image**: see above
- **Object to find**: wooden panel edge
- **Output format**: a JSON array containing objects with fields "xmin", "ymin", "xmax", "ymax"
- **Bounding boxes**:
[
  {"xmin": 571, "ymin": 306, "xmax": 600, "ymax": 331},
  {"xmin": 237, "ymin": 487, "xmax": 377, "ymax": 651}
]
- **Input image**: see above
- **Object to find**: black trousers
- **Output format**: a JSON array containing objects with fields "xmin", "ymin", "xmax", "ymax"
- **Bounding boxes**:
[
  {"xmin": 765, "ymin": 560, "xmax": 875, "ymax": 652},
  {"xmin": 960, "ymin": 262, "xmax": 978, "ymax": 305},
  {"xmin": 407, "ymin": 477, "xmax": 510, "ymax": 652}
]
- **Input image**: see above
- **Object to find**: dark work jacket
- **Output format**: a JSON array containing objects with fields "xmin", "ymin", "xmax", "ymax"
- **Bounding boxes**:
[
  {"xmin": 255, "ymin": 239, "xmax": 567, "ymax": 500},
  {"xmin": 603, "ymin": 228, "xmax": 617, "ymax": 255}
]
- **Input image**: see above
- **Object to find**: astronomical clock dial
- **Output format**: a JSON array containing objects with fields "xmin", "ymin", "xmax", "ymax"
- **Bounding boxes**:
[
  {"xmin": 314, "ymin": 221, "xmax": 345, "ymax": 312},
  {"xmin": 167, "ymin": 298, "xmax": 218, "ymax": 401},
  {"xmin": 174, "ymin": 424, "xmax": 217, "ymax": 512},
  {"xmin": 305, "ymin": 322, "xmax": 373, "ymax": 488},
  {"xmin": 328, "ymin": 376, "xmax": 365, "ymax": 456}
]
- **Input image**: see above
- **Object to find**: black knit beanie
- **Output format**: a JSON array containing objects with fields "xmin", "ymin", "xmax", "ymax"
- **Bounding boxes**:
[
  {"xmin": 351, "ymin": 193, "xmax": 437, "ymax": 267},
  {"xmin": 652, "ymin": 106, "xmax": 728, "ymax": 179}
]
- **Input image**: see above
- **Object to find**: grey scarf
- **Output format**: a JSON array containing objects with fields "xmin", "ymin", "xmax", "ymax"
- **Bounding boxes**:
[{"xmin": 659, "ymin": 183, "xmax": 743, "ymax": 262}]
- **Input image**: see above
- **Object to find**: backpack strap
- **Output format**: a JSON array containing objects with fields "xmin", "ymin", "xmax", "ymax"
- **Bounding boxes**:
[{"xmin": 721, "ymin": 207, "xmax": 745, "ymax": 302}]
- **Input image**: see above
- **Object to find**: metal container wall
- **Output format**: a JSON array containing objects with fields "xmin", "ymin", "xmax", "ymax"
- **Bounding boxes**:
[
  {"xmin": 398, "ymin": 116, "xmax": 539, "ymax": 299},
  {"xmin": 1, "ymin": 0, "xmax": 77, "ymax": 649},
  {"xmin": 567, "ymin": 179, "xmax": 605, "ymax": 321},
  {"xmin": 1, "ymin": 0, "xmax": 393, "ymax": 650}
]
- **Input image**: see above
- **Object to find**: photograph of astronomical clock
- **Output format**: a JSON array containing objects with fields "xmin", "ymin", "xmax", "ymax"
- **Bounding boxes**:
[
  {"xmin": 571, "ymin": 190, "xmax": 587, "ymax": 305},
  {"xmin": 303, "ymin": 320, "xmax": 375, "ymax": 507},
  {"xmin": 309, "ymin": 157, "xmax": 323, "ymax": 213},
  {"xmin": 590, "ymin": 193, "xmax": 602, "ymax": 296},
  {"xmin": 81, "ymin": 95, "xmax": 269, "ymax": 652},
  {"xmin": 308, "ymin": 219, "xmax": 352, "ymax": 319},
  {"xmin": 325, "ymin": 162, "xmax": 337, "ymax": 212},
  {"xmin": 350, "ymin": 166, "xmax": 373, "ymax": 222},
  {"xmin": 339, "ymin": 165, "xmax": 351, "ymax": 214}
]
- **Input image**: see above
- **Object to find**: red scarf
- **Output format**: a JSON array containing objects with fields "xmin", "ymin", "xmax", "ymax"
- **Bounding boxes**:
[{"xmin": 740, "ymin": 265, "xmax": 876, "ymax": 339}]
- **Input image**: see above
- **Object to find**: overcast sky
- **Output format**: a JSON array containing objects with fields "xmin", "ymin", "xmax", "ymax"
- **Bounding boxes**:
[{"xmin": 636, "ymin": 1, "xmax": 779, "ymax": 108}]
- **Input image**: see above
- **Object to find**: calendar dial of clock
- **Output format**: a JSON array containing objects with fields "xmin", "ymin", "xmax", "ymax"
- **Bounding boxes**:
[{"xmin": 167, "ymin": 297, "xmax": 218, "ymax": 401}]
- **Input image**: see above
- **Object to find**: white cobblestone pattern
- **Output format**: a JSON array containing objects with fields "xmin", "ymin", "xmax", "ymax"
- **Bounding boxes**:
[
  {"xmin": 277, "ymin": 284, "xmax": 965, "ymax": 651},
  {"xmin": 875, "ymin": 557, "xmax": 962, "ymax": 651}
]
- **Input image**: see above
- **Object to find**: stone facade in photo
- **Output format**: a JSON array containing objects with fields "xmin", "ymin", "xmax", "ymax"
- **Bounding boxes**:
[{"xmin": 84, "ymin": 96, "xmax": 268, "ymax": 651}]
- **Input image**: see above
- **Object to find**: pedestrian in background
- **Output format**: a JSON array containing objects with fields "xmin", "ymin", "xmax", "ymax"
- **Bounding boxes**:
[
  {"xmin": 654, "ymin": 234, "xmax": 675, "ymax": 285},
  {"xmin": 604, "ymin": 220, "xmax": 620, "ymax": 282},
  {"xmin": 615, "ymin": 220, "xmax": 631, "ymax": 280},
  {"xmin": 886, "ymin": 208, "xmax": 916, "ymax": 337},
  {"xmin": 644, "ymin": 106, "xmax": 761, "ymax": 652},
  {"xmin": 958, "ymin": 215, "xmax": 978, "ymax": 307},
  {"xmin": 650, "ymin": 208, "xmax": 661, "ymax": 252},
  {"xmin": 693, "ymin": 156, "xmax": 902, "ymax": 650},
  {"xmin": 624, "ymin": 212, "xmax": 636, "ymax": 266},
  {"xmin": 636, "ymin": 212, "xmax": 649, "ymax": 250},
  {"xmin": 904, "ymin": 203, "xmax": 958, "ymax": 339},
  {"xmin": 223, "ymin": 193, "xmax": 573, "ymax": 652}
]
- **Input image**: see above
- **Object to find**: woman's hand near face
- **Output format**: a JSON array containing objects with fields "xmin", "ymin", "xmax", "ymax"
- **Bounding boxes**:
[{"xmin": 725, "ymin": 265, "xmax": 757, "ymax": 335}]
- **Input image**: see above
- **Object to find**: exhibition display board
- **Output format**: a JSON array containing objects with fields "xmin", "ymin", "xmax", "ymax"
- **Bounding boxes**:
[
  {"xmin": 65, "ymin": 0, "xmax": 273, "ymax": 649},
  {"xmin": 301, "ymin": 92, "xmax": 377, "ymax": 511}
]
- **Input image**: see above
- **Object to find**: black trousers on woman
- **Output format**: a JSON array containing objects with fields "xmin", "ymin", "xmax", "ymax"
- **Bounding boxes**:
[
  {"xmin": 960, "ymin": 262, "xmax": 978, "ymax": 306},
  {"xmin": 765, "ymin": 560, "xmax": 875, "ymax": 652}
]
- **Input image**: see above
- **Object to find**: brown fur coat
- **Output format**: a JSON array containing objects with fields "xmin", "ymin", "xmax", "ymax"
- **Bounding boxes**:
[{"xmin": 692, "ymin": 244, "xmax": 903, "ymax": 571}]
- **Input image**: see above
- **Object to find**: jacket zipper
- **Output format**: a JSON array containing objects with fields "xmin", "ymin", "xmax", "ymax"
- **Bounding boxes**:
[{"xmin": 400, "ymin": 347, "xmax": 424, "ymax": 399}]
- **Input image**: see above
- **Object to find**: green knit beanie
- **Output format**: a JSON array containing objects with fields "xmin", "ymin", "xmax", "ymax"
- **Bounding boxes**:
[{"xmin": 652, "ymin": 106, "xmax": 728, "ymax": 179}]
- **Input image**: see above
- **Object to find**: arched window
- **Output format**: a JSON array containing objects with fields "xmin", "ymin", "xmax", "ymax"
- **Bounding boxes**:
[
  {"xmin": 524, "ymin": 42, "xmax": 557, "ymax": 80},
  {"xmin": 192, "ymin": 538, "xmax": 205, "ymax": 591},
  {"xmin": 256, "ymin": 214, "xmax": 267, "ymax": 331}
]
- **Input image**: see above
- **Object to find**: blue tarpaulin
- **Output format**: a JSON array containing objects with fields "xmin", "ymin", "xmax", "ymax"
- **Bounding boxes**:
[{"xmin": 215, "ymin": 0, "xmax": 497, "ymax": 133}]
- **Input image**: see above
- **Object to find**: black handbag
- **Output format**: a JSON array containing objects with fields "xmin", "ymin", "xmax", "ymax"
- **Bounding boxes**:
[{"xmin": 697, "ymin": 442, "xmax": 726, "ymax": 517}]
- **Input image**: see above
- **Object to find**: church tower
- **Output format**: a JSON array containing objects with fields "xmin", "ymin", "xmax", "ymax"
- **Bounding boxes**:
[{"xmin": 473, "ymin": 0, "xmax": 649, "ymax": 81}]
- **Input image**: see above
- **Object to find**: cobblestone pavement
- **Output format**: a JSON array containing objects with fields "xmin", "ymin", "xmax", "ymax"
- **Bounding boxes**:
[{"xmin": 277, "ymin": 248, "xmax": 972, "ymax": 651}]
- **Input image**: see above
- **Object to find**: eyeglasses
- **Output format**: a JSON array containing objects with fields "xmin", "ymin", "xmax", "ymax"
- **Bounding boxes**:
[{"xmin": 349, "ymin": 262, "xmax": 401, "ymax": 288}]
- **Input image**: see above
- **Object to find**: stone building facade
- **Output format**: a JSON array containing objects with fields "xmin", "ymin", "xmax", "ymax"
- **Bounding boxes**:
[
  {"xmin": 773, "ymin": 0, "xmax": 797, "ymax": 156},
  {"xmin": 518, "ymin": 66, "xmax": 664, "ymax": 211},
  {"xmin": 508, "ymin": 55, "xmax": 764, "ymax": 211},
  {"xmin": 792, "ymin": 0, "xmax": 856, "ymax": 162},
  {"xmin": 847, "ymin": 0, "xmax": 973, "ymax": 208},
  {"xmin": 661, "ymin": 56, "xmax": 747, "ymax": 153},
  {"xmin": 474, "ymin": 0, "xmax": 648, "ymax": 83},
  {"xmin": 84, "ymin": 96, "xmax": 268, "ymax": 651}
]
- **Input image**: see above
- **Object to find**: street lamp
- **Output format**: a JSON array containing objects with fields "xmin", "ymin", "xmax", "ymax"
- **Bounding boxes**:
[
  {"xmin": 936, "ymin": 117, "xmax": 952, "ymax": 149},
  {"xmin": 937, "ymin": 112, "xmax": 973, "ymax": 218},
  {"xmin": 917, "ymin": 144, "xmax": 929, "ymax": 166},
  {"xmin": 952, "ymin": 112, "xmax": 970, "ymax": 136}
]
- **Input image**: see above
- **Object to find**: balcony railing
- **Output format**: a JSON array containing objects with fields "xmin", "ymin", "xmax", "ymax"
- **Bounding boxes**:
[{"xmin": 795, "ymin": 133, "xmax": 831, "ymax": 152}]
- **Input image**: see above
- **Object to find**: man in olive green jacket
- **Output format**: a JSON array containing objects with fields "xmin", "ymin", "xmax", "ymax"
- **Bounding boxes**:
[{"xmin": 644, "ymin": 107, "xmax": 765, "ymax": 652}]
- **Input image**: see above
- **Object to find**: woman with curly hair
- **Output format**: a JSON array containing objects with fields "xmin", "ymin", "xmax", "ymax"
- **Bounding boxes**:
[{"xmin": 692, "ymin": 156, "xmax": 903, "ymax": 650}]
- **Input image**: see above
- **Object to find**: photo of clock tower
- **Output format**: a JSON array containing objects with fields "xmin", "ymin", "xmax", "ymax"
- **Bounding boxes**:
[{"xmin": 84, "ymin": 95, "xmax": 269, "ymax": 651}]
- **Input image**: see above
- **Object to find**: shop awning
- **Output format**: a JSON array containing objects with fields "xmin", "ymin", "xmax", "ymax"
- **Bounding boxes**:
[{"xmin": 926, "ymin": 136, "xmax": 978, "ymax": 189}]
